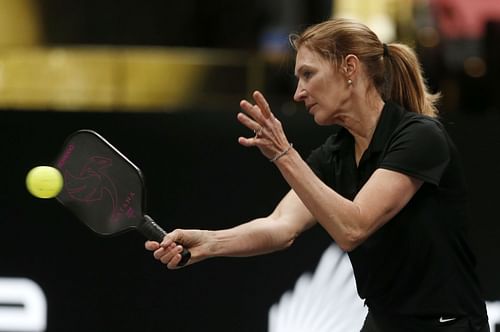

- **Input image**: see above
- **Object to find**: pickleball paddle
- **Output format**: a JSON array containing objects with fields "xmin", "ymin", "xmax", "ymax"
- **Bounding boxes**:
[{"xmin": 54, "ymin": 129, "xmax": 190, "ymax": 266}]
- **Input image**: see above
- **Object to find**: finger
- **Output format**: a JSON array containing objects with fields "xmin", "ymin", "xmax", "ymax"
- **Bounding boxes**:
[
  {"xmin": 239, "ymin": 99, "xmax": 253, "ymax": 113},
  {"xmin": 240, "ymin": 99, "xmax": 266, "ymax": 124},
  {"xmin": 166, "ymin": 246, "xmax": 185, "ymax": 269},
  {"xmin": 237, "ymin": 113, "xmax": 265, "ymax": 147},
  {"xmin": 154, "ymin": 242, "xmax": 176, "ymax": 259},
  {"xmin": 253, "ymin": 91, "xmax": 272, "ymax": 119},
  {"xmin": 160, "ymin": 229, "xmax": 186, "ymax": 249},
  {"xmin": 145, "ymin": 240, "xmax": 160, "ymax": 251},
  {"xmin": 237, "ymin": 112, "xmax": 261, "ymax": 133},
  {"xmin": 238, "ymin": 136, "xmax": 256, "ymax": 147},
  {"xmin": 161, "ymin": 245, "xmax": 183, "ymax": 266},
  {"xmin": 153, "ymin": 247, "xmax": 165, "ymax": 259},
  {"xmin": 160, "ymin": 237, "xmax": 174, "ymax": 248}
]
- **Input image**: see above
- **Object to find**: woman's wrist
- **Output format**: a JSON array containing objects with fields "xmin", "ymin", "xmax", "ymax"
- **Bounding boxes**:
[{"xmin": 269, "ymin": 143, "xmax": 293, "ymax": 162}]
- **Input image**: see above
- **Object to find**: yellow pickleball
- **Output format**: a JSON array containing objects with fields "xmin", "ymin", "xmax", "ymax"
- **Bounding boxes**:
[{"xmin": 26, "ymin": 166, "xmax": 64, "ymax": 199}]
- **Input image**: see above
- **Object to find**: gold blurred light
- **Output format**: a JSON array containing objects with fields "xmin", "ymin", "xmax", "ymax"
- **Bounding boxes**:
[
  {"xmin": 417, "ymin": 27, "xmax": 440, "ymax": 48},
  {"xmin": 0, "ymin": 0, "xmax": 41, "ymax": 46},
  {"xmin": 0, "ymin": 47, "xmax": 261, "ymax": 111},
  {"xmin": 0, "ymin": 1, "xmax": 263, "ymax": 112},
  {"xmin": 464, "ymin": 56, "xmax": 487, "ymax": 78}
]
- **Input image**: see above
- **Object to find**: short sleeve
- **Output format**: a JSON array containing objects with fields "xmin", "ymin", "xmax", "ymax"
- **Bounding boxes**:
[{"xmin": 379, "ymin": 118, "xmax": 450, "ymax": 185}]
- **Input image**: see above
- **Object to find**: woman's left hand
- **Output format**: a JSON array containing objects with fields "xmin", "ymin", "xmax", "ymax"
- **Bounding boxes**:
[{"xmin": 238, "ymin": 90, "xmax": 291, "ymax": 161}]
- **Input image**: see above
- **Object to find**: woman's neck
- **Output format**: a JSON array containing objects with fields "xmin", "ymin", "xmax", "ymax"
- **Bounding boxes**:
[{"xmin": 342, "ymin": 95, "xmax": 385, "ymax": 165}]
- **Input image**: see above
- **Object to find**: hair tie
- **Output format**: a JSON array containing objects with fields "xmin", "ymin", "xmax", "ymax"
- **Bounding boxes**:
[{"xmin": 383, "ymin": 43, "xmax": 390, "ymax": 57}]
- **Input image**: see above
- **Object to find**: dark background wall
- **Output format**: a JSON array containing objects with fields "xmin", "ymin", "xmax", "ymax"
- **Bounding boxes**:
[
  {"xmin": 1, "ymin": 105, "xmax": 500, "ymax": 331},
  {"xmin": 35, "ymin": 0, "xmax": 330, "ymax": 49}
]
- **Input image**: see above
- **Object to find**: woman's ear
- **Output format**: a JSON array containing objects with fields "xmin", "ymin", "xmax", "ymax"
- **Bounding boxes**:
[{"xmin": 344, "ymin": 54, "xmax": 359, "ymax": 78}]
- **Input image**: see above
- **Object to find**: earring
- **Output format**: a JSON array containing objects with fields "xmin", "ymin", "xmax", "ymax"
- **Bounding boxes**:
[{"xmin": 347, "ymin": 79, "xmax": 353, "ymax": 85}]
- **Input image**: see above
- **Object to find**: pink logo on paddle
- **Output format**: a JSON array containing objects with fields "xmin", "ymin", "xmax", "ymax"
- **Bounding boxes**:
[
  {"xmin": 62, "ymin": 155, "xmax": 137, "ymax": 222},
  {"xmin": 57, "ymin": 144, "xmax": 75, "ymax": 168},
  {"xmin": 64, "ymin": 156, "xmax": 119, "ymax": 218}
]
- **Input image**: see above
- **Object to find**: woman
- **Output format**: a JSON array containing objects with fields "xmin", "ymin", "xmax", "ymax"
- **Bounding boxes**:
[{"xmin": 146, "ymin": 19, "xmax": 489, "ymax": 331}]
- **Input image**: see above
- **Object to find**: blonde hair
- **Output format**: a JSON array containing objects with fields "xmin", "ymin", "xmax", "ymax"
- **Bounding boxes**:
[{"xmin": 290, "ymin": 19, "xmax": 440, "ymax": 117}]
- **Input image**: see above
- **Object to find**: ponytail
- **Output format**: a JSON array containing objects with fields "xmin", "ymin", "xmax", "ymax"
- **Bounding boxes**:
[{"xmin": 383, "ymin": 43, "xmax": 440, "ymax": 117}]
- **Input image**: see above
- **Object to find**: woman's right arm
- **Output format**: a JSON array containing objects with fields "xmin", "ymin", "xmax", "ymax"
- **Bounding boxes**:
[{"xmin": 145, "ymin": 189, "xmax": 317, "ymax": 269}]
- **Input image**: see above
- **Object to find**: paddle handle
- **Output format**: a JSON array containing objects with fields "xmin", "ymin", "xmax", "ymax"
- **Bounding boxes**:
[{"xmin": 139, "ymin": 215, "xmax": 191, "ymax": 266}]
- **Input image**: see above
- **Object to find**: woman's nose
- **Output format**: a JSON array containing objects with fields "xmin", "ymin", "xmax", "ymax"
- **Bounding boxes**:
[{"xmin": 294, "ymin": 85, "xmax": 306, "ymax": 102}]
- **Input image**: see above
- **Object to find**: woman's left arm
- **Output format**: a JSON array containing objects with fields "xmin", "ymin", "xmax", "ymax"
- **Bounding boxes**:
[{"xmin": 275, "ymin": 151, "xmax": 423, "ymax": 252}]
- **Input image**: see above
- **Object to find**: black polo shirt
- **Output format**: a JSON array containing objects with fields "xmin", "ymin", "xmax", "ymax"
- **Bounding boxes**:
[{"xmin": 307, "ymin": 102, "xmax": 487, "ymax": 321}]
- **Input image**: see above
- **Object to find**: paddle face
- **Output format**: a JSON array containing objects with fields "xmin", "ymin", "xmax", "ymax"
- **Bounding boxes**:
[{"xmin": 55, "ymin": 130, "xmax": 146, "ymax": 236}]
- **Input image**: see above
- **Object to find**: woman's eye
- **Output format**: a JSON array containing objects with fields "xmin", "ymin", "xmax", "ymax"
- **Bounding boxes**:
[{"xmin": 303, "ymin": 71, "xmax": 312, "ymax": 79}]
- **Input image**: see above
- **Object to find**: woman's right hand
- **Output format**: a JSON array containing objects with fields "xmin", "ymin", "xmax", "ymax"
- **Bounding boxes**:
[{"xmin": 145, "ymin": 229, "xmax": 208, "ymax": 269}]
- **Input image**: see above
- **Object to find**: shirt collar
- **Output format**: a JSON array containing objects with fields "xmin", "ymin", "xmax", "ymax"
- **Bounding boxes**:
[
  {"xmin": 369, "ymin": 101, "xmax": 406, "ymax": 153},
  {"xmin": 327, "ymin": 101, "xmax": 407, "ymax": 154}
]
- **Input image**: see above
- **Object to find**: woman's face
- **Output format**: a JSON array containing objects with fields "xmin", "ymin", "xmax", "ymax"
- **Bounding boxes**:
[{"xmin": 293, "ymin": 46, "xmax": 351, "ymax": 125}]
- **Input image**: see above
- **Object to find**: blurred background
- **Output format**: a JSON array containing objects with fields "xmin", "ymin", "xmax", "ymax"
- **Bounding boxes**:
[{"xmin": 1, "ymin": 0, "xmax": 500, "ymax": 331}]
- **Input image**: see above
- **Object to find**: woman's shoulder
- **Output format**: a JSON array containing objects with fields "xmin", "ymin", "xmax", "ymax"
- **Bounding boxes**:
[
  {"xmin": 389, "ymin": 103, "xmax": 445, "ymax": 135},
  {"xmin": 387, "ymin": 108, "xmax": 451, "ymax": 157}
]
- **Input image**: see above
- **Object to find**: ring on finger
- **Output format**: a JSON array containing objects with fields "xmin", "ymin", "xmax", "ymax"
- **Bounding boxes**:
[{"xmin": 254, "ymin": 126, "xmax": 263, "ymax": 138}]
